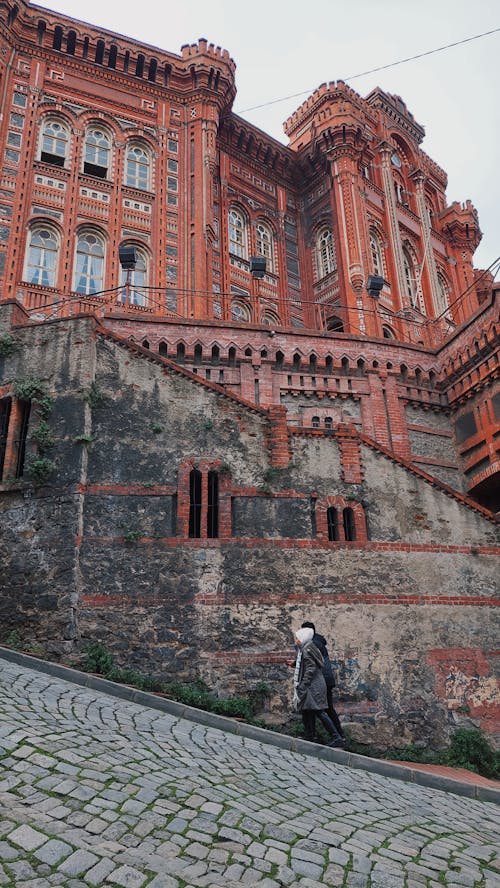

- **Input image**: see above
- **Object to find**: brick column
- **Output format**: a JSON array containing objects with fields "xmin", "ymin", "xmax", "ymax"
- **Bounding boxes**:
[
  {"xmin": 267, "ymin": 405, "xmax": 291, "ymax": 467},
  {"xmin": 335, "ymin": 424, "xmax": 363, "ymax": 484}
]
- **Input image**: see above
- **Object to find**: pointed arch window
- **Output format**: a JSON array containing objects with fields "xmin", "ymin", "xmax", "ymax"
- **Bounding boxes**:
[
  {"xmin": 125, "ymin": 143, "xmax": 151, "ymax": 191},
  {"xmin": 84, "ymin": 127, "xmax": 111, "ymax": 179},
  {"xmin": 436, "ymin": 273, "xmax": 450, "ymax": 318},
  {"xmin": 40, "ymin": 119, "xmax": 69, "ymax": 167},
  {"xmin": 369, "ymin": 229, "xmax": 384, "ymax": 277},
  {"xmin": 25, "ymin": 225, "xmax": 59, "ymax": 287},
  {"xmin": 120, "ymin": 244, "xmax": 148, "ymax": 306},
  {"xmin": 402, "ymin": 247, "xmax": 417, "ymax": 307},
  {"xmin": 74, "ymin": 230, "xmax": 105, "ymax": 295},
  {"xmin": 256, "ymin": 221, "xmax": 274, "ymax": 272},
  {"xmin": 317, "ymin": 227, "xmax": 336, "ymax": 278},
  {"xmin": 228, "ymin": 208, "xmax": 247, "ymax": 258}
]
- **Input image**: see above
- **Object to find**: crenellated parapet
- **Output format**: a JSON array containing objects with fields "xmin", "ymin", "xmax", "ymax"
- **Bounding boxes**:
[
  {"xmin": 2, "ymin": 0, "xmax": 236, "ymax": 113},
  {"xmin": 365, "ymin": 88, "xmax": 425, "ymax": 145},
  {"xmin": 438, "ymin": 200, "xmax": 482, "ymax": 252},
  {"xmin": 283, "ymin": 80, "xmax": 376, "ymax": 153}
]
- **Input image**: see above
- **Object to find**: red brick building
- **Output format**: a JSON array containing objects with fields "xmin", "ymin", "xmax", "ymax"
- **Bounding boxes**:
[{"xmin": 0, "ymin": 0, "xmax": 498, "ymax": 509}]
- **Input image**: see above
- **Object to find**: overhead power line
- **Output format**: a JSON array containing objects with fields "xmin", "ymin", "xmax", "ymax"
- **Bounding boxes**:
[{"xmin": 237, "ymin": 27, "xmax": 500, "ymax": 114}]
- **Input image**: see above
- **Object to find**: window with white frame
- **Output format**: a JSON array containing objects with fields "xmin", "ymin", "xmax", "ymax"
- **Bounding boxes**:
[
  {"xmin": 125, "ymin": 143, "xmax": 150, "ymax": 190},
  {"xmin": 83, "ymin": 127, "xmax": 111, "ymax": 179},
  {"xmin": 25, "ymin": 224, "xmax": 59, "ymax": 286},
  {"xmin": 317, "ymin": 227, "xmax": 336, "ymax": 278},
  {"xmin": 74, "ymin": 230, "xmax": 105, "ymax": 294},
  {"xmin": 402, "ymin": 247, "xmax": 417, "ymax": 307},
  {"xmin": 228, "ymin": 208, "xmax": 247, "ymax": 259},
  {"xmin": 369, "ymin": 229, "xmax": 384, "ymax": 277},
  {"xmin": 256, "ymin": 221, "xmax": 274, "ymax": 272},
  {"xmin": 119, "ymin": 244, "xmax": 148, "ymax": 306},
  {"xmin": 40, "ymin": 119, "xmax": 69, "ymax": 167}
]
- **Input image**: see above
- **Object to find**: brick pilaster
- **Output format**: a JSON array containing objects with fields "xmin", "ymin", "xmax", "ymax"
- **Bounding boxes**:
[
  {"xmin": 336, "ymin": 423, "xmax": 364, "ymax": 484},
  {"xmin": 267, "ymin": 405, "xmax": 291, "ymax": 467}
]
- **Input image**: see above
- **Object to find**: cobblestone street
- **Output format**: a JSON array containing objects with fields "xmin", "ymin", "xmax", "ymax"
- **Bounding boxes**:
[{"xmin": 0, "ymin": 657, "xmax": 499, "ymax": 888}]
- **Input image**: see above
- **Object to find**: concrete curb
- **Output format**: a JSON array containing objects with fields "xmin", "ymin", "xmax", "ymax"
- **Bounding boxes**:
[{"xmin": 1, "ymin": 646, "xmax": 498, "ymax": 805}]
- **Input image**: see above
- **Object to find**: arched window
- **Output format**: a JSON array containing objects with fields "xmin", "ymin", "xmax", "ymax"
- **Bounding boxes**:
[
  {"xmin": 326, "ymin": 316, "xmax": 344, "ymax": 332},
  {"xmin": 324, "ymin": 416, "xmax": 333, "ymax": 430},
  {"xmin": 312, "ymin": 416, "xmax": 320, "ymax": 429},
  {"xmin": 74, "ymin": 230, "xmax": 105, "ymax": 295},
  {"xmin": 256, "ymin": 221, "xmax": 274, "ymax": 272},
  {"xmin": 317, "ymin": 227, "xmax": 336, "ymax": 278},
  {"xmin": 83, "ymin": 127, "xmax": 111, "ymax": 179},
  {"xmin": 343, "ymin": 507, "xmax": 356, "ymax": 541},
  {"xmin": 189, "ymin": 468, "xmax": 202, "ymax": 538},
  {"xmin": 231, "ymin": 300, "xmax": 251, "ymax": 322},
  {"xmin": 25, "ymin": 225, "xmax": 59, "ymax": 286},
  {"xmin": 326, "ymin": 507, "xmax": 339, "ymax": 541},
  {"xmin": 228, "ymin": 208, "xmax": 247, "ymax": 258},
  {"xmin": 436, "ymin": 273, "xmax": 450, "ymax": 317},
  {"xmin": 125, "ymin": 143, "xmax": 151, "ymax": 190},
  {"xmin": 261, "ymin": 309, "xmax": 280, "ymax": 327},
  {"xmin": 189, "ymin": 468, "xmax": 219, "ymax": 538},
  {"xmin": 40, "ymin": 119, "xmax": 69, "ymax": 167},
  {"xmin": 382, "ymin": 325, "xmax": 395, "ymax": 339},
  {"xmin": 120, "ymin": 244, "xmax": 148, "ymax": 306},
  {"xmin": 402, "ymin": 247, "xmax": 417, "ymax": 306},
  {"xmin": 369, "ymin": 229, "xmax": 384, "ymax": 277}
]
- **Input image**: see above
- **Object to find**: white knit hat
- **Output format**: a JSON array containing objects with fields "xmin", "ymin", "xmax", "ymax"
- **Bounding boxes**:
[{"xmin": 295, "ymin": 627, "xmax": 313, "ymax": 645}]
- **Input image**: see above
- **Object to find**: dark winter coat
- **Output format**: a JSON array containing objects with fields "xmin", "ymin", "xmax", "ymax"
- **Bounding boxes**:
[
  {"xmin": 312, "ymin": 632, "xmax": 336, "ymax": 689},
  {"xmin": 296, "ymin": 640, "xmax": 328, "ymax": 711}
]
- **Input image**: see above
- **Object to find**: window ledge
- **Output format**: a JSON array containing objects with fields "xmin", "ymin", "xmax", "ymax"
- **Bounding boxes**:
[{"xmin": 0, "ymin": 480, "xmax": 30, "ymax": 494}]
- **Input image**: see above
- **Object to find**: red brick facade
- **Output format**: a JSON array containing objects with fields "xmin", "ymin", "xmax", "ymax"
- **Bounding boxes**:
[{"xmin": 0, "ymin": 0, "xmax": 498, "ymax": 509}]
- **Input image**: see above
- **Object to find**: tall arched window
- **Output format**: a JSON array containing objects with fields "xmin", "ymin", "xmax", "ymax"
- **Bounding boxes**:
[
  {"xmin": 256, "ymin": 221, "xmax": 274, "ymax": 272},
  {"xmin": 228, "ymin": 208, "xmax": 247, "ymax": 258},
  {"xmin": 317, "ymin": 227, "xmax": 336, "ymax": 277},
  {"xmin": 326, "ymin": 507, "xmax": 339, "ymax": 541},
  {"xmin": 343, "ymin": 507, "xmax": 356, "ymax": 541},
  {"xmin": 125, "ymin": 143, "xmax": 150, "ymax": 190},
  {"xmin": 369, "ymin": 229, "xmax": 384, "ymax": 277},
  {"xmin": 40, "ymin": 119, "xmax": 69, "ymax": 167},
  {"xmin": 436, "ymin": 273, "xmax": 450, "ymax": 318},
  {"xmin": 189, "ymin": 467, "xmax": 219, "ymax": 538},
  {"xmin": 83, "ymin": 127, "xmax": 111, "ymax": 179},
  {"xmin": 402, "ymin": 247, "xmax": 417, "ymax": 307},
  {"xmin": 120, "ymin": 244, "xmax": 148, "ymax": 306},
  {"xmin": 74, "ymin": 230, "xmax": 105, "ymax": 294},
  {"xmin": 25, "ymin": 225, "xmax": 59, "ymax": 286}
]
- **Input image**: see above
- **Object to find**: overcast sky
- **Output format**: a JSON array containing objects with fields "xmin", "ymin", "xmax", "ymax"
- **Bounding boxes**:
[{"xmin": 38, "ymin": 0, "xmax": 499, "ymax": 272}]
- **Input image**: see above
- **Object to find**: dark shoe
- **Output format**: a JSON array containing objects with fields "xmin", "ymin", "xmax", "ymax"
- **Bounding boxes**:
[{"xmin": 327, "ymin": 739, "xmax": 344, "ymax": 748}]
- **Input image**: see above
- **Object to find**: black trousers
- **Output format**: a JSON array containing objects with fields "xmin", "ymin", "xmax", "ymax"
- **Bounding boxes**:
[
  {"xmin": 326, "ymin": 688, "xmax": 345, "ymax": 738},
  {"xmin": 302, "ymin": 708, "xmax": 343, "ymax": 742}
]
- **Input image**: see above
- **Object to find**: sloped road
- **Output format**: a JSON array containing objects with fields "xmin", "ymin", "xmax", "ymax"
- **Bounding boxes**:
[{"xmin": 0, "ymin": 659, "xmax": 499, "ymax": 888}]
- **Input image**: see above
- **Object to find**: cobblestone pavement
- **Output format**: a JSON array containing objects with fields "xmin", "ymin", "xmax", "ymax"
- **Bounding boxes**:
[{"xmin": 0, "ymin": 661, "xmax": 499, "ymax": 888}]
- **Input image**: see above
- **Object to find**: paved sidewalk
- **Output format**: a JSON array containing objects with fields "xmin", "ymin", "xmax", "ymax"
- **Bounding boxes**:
[{"xmin": 0, "ymin": 657, "xmax": 499, "ymax": 888}]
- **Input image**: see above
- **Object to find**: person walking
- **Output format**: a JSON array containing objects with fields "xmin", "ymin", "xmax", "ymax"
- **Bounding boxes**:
[
  {"xmin": 301, "ymin": 620, "xmax": 346, "ymax": 743},
  {"xmin": 293, "ymin": 627, "xmax": 344, "ymax": 747}
]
